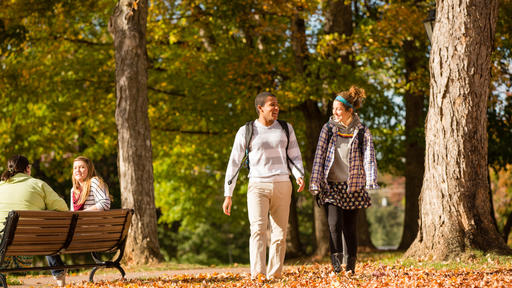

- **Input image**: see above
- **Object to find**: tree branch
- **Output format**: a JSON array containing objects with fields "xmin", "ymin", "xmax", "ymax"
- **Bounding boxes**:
[
  {"xmin": 148, "ymin": 86, "xmax": 186, "ymax": 97},
  {"xmin": 30, "ymin": 35, "xmax": 112, "ymax": 46},
  {"xmin": 153, "ymin": 127, "xmax": 221, "ymax": 135}
]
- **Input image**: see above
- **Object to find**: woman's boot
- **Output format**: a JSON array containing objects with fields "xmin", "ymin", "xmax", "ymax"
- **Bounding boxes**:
[
  {"xmin": 346, "ymin": 256, "xmax": 356, "ymax": 273},
  {"xmin": 330, "ymin": 253, "xmax": 343, "ymax": 273}
]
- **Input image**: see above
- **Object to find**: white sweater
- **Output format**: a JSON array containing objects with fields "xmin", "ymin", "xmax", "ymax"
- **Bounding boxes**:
[{"xmin": 224, "ymin": 120, "xmax": 304, "ymax": 196}]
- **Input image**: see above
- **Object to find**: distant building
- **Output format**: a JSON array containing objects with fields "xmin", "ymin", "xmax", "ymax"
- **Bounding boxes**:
[{"xmin": 376, "ymin": 173, "xmax": 405, "ymax": 207}]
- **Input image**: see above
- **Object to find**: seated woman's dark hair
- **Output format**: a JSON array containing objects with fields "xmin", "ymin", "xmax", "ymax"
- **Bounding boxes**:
[{"xmin": 1, "ymin": 155, "xmax": 30, "ymax": 181}]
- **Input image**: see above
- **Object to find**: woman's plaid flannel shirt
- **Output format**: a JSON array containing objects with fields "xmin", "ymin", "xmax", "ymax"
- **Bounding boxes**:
[{"xmin": 309, "ymin": 121, "xmax": 379, "ymax": 195}]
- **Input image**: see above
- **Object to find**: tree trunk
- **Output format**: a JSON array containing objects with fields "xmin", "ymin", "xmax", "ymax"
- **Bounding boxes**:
[
  {"xmin": 282, "ymin": 11, "xmax": 308, "ymax": 258},
  {"xmin": 503, "ymin": 211, "xmax": 512, "ymax": 243},
  {"xmin": 286, "ymin": 190, "xmax": 304, "ymax": 258},
  {"xmin": 109, "ymin": 0, "xmax": 162, "ymax": 264},
  {"xmin": 406, "ymin": 0, "xmax": 510, "ymax": 259},
  {"xmin": 300, "ymin": 100, "xmax": 329, "ymax": 259},
  {"xmin": 487, "ymin": 168, "xmax": 499, "ymax": 231},
  {"xmin": 324, "ymin": 0, "xmax": 353, "ymax": 66},
  {"xmin": 398, "ymin": 37, "xmax": 427, "ymax": 250},
  {"xmin": 357, "ymin": 209, "xmax": 376, "ymax": 250}
]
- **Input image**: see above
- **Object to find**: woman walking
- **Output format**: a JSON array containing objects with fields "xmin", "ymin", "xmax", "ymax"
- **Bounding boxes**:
[{"xmin": 309, "ymin": 86, "xmax": 379, "ymax": 273}]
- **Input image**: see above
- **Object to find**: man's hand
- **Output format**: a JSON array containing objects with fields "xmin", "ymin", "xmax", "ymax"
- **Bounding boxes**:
[
  {"xmin": 296, "ymin": 177, "xmax": 305, "ymax": 193},
  {"xmin": 223, "ymin": 196, "xmax": 232, "ymax": 216}
]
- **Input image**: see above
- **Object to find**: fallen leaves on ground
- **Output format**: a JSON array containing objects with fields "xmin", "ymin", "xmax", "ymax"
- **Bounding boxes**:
[{"xmin": 67, "ymin": 262, "xmax": 512, "ymax": 287}]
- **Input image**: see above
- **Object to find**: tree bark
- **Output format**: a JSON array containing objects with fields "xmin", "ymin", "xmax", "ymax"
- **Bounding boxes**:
[
  {"xmin": 300, "ymin": 100, "xmax": 329, "ymax": 258},
  {"xmin": 109, "ymin": 0, "xmax": 162, "ymax": 264},
  {"xmin": 398, "ymin": 37, "xmax": 427, "ymax": 250},
  {"xmin": 406, "ymin": 0, "xmax": 510, "ymax": 259}
]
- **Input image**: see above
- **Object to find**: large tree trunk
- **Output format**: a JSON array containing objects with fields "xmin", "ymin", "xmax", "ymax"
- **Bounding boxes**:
[
  {"xmin": 398, "ymin": 37, "xmax": 427, "ymax": 250},
  {"xmin": 406, "ymin": 0, "xmax": 510, "ymax": 259},
  {"xmin": 109, "ymin": 0, "xmax": 162, "ymax": 264}
]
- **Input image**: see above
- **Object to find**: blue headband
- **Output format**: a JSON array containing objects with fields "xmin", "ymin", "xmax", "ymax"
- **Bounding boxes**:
[{"xmin": 335, "ymin": 95, "xmax": 353, "ymax": 108}]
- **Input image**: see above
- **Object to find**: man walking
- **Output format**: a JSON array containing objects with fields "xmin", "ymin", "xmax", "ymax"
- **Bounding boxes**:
[{"xmin": 222, "ymin": 91, "xmax": 305, "ymax": 280}]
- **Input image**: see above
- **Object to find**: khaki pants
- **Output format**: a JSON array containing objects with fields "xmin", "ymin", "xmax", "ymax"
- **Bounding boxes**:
[{"xmin": 247, "ymin": 180, "xmax": 292, "ymax": 278}]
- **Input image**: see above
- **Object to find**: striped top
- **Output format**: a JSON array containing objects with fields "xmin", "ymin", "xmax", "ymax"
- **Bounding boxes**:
[
  {"xmin": 70, "ymin": 177, "xmax": 111, "ymax": 211},
  {"xmin": 224, "ymin": 120, "xmax": 304, "ymax": 197}
]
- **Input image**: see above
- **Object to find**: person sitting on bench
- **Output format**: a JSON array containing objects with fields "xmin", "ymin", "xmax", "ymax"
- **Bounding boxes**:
[
  {"xmin": 0, "ymin": 155, "xmax": 69, "ymax": 287},
  {"xmin": 70, "ymin": 156, "xmax": 110, "ymax": 211}
]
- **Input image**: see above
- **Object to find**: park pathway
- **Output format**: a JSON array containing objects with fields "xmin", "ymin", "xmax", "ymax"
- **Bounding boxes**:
[{"xmin": 11, "ymin": 267, "xmax": 250, "ymax": 287}]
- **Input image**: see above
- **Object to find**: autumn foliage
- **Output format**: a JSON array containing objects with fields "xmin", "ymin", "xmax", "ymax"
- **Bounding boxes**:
[{"xmin": 57, "ymin": 261, "xmax": 512, "ymax": 288}]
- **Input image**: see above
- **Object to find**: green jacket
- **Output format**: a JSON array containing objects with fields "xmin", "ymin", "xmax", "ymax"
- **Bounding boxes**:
[{"xmin": 0, "ymin": 173, "xmax": 68, "ymax": 231}]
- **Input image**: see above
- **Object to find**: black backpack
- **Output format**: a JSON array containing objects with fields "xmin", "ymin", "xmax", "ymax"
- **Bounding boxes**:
[{"xmin": 227, "ymin": 120, "xmax": 304, "ymax": 185}]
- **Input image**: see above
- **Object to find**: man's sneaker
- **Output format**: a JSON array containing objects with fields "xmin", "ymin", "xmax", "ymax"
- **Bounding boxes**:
[{"xmin": 54, "ymin": 272, "xmax": 66, "ymax": 287}]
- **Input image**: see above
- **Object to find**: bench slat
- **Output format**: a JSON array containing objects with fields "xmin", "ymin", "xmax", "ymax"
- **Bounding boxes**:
[
  {"xmin": 5, "ymin": 250, "xmax": 59, "ymax": 256},
  {"xmin": 6, "ymin": 243, "xmax": 62, "ymax": 252},
  {"xmin": 12, "ymin": 235, "xmax": 68, "ymax": 243},
  {"xmin": 72, "ymin": 233, "xmax": 121, "ymax": 241},
  {"xmin": 66, "ymin": 241, "xmax": 118, "ymax": 250},
  {"xmin": 7, "ymin": 242, "xmax": 120, "ymax": 255},
  {"xmin": 74, "ymin": 225, "xmax": 124, "ymax": 233},
  {"xmin": 14, "ymin": 227, "xmax": 69, "ymax": 234},
  {"xmin": 56, "ymin": 248, "xmax": 114, "ymax": 254},
  {"xmin": 75, "ymin": 217, "xmax": 127, "ymax": 225},
  {"xmin": 11, "ymin": 233, "xmax": 122, "ymax": 244},
  {"xmin": 75, "ymin": 210, "xmax": 131, "ymax": 217},
  {"xmin": 17, "ymin": 219, "xmax": 72, "ymax": 226},
  {"xmin": 13, "ymin": 211, "xmax": 74, "ymax": 218}
]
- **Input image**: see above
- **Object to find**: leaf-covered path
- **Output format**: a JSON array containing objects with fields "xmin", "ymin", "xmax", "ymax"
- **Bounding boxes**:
[{"xmin": 11, "ymin": 262, "xmax": 512, "ymax": 287}]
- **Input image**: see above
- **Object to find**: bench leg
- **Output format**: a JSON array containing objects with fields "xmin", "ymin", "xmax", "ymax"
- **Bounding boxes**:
[
  {"xmin": 88, "ymin": 263, "xmax": 126, "ymax": 282},
  {"xmin": 89, "ymin": 267, "xmax": 99, "ymax": 282},
  {"xmin": 112, "ymin": 262, "xmax": 126, "ymax": 279},
  {"xmin": 0, "ymin": 273, "xmax": 7, "ymax": 288}
]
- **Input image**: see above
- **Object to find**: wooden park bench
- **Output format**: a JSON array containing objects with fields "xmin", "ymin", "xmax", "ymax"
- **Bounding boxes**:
[{"xmin": 0, "ymin": 209, "xmax": 134, "ymax": 287}]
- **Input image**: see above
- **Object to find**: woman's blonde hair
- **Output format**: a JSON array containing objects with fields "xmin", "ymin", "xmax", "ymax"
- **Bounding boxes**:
[
  {"xmin": 336, "ymin": 86, "xmax": 367, "ymax": 110},
  {"xmin": 72, "ymin": 156, "xmax": 109, "ymax": 206}
]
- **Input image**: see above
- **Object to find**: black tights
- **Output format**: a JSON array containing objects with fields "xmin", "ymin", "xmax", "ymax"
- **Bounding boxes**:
[{"xmin": 324, "ymin": 203, "xmax": 359, "ymax": 257}]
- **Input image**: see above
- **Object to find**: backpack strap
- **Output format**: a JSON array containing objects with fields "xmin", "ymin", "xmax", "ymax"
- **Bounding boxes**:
[
  {"xmin": 277, "ymin": 120, "xmax": 304, "ymax": 177},
  {"xmin": 327, "ymin": 123, "xmax": 334, "ymax": 143},
  {"xmin": 227, "ymin": 121, "xmax": 254, "ymax": 185},
  {"xmin": 244, "ymin": 120, "xmax": 254, "ymax": 167},
  {"xmin": 357, "ymin": 124, "xmax": 365, "ymax": 156}
]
